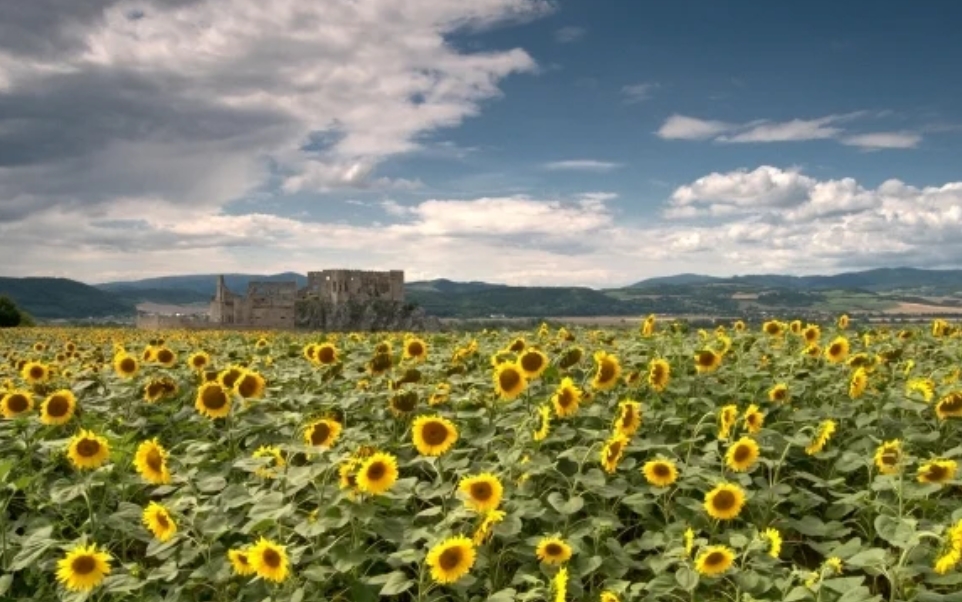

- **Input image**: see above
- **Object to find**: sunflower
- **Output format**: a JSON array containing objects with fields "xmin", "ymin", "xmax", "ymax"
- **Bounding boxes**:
[
  {"xmin": 805, "ymin": 420, "xmax": 836, "ymax": 455},
  {"xmin": 227, "ymin": 549, "xmax": 256, "ymax": 576},
  {"xmin": 725, "ymin": 436, "xmax": 760, "ymax": 472},
  {"xmin": 873, "ymin": 439, "xmax": 903, "ymax": 475},
  {"xmin": 412, "ymin": 415, "xmax": 458, "ymax": 456},
  {"xmin": 613, "ymin": 400, "xmax": 642, "ymax": 437},
  {"xmin": 536, "ymin": 536, "xmax": 573, "ymax": 565},
  {"xmin": 218, "ymin": 366, "xmax": 245, "ymax": 390},
  {"xmin": 459, "ymin": 473, "xmax": 504, "ymax": 512},
  {"xmin": 533, "ymin": 404, "xmax": 551, "ymax": 441},
  {"xmin": 695, "ymin": 545, "xmax": 735, "ymax": 576},
  {"xmin": 66, "ymin": 429, "xmax": 110, "ymax": 470},
  {"xmin": 767, "ymin": 383, "xmax": 788, "ymax": 403},
  {"xmin": 195, "ymin": 382, "xmax": 231, "ymax": 419},
  {"xmin": 304, "ymin": 418, "xmax": 342, "ymax": 448},
  {"xmin": 743, "ymin": 404, "xmax": 765, "ymax": 434},
  {"xmin": 703, "ymin": 482, "xmax": 746, "ymax": 521},
  {"xmin": 935, "ymin": 392, "xmax": 962, "ymax": 420},
  {"xmin": 518, "ymin": 348, "xmax": 549, "ymax": 379},
  {"xmin": 558, "ymin": 346, "xmax": 584, "ymax": 369},
  {"xmin": 56, "ymin": 543, "xmax": 112, "ymax": 592},
  {"xmin": 802, "ymin": 324, "xmax": 821, "ymax": 344},
  {"xmin": 762, "ymin": 320, "xmax": 783, "ymax": 336},
  {"xmin": 600, "ymin": 591, "xmax": 620, "ymax": 602},
  {"xmin": 113, "ymin": 354, "xmax": 139, "ymax": 378},
  {"xmin": 142, "ymin": 502, "xmax": 177, "ymax": 542},
  {"xmin": 154, "ymin": 347, "xmax": 177, "ymax": 367},
  {"xmin": 684, "ymin": 528, "xmax": 695, "ymax": 557},
  {"xmin": 849, "ymin": 367, "xmax": 868, "ymax": 399},
  {"xmin": 235, "ymin": 370, "xmax": 266, "ymax": 400},
  {"xmin": 592, "ymin": 351, "xmax": 622, "ymax": 391},
  {"xmin": 252, "ymin": 445, "xmax": 285, "ymax": 479},
  {"xmin": 641, "ymin": 458, "xmax": 678, "ymax": 488},
  {"xmin": 493, "ymin": 362, "xmax": 527, "ymax": 400},
  {"xmin": 647, "ymin": 358, "xmax": 670, "ymax": 392},
  {"xmin": 600, "ymin": 433, "xmax": 628, "ymax": 474},
  {"xmin": 906, "ymin": 378, "xmax": 935, "ymax": 403},
  {"xmin": 389, "ymin": 391, "xmax": 419, "ymax": 416},
  {"xmin": 142, "ymin": 346, "xmax": 157, "ymax": 363},
  {"xmin": 641, "ymin": 314, "xmax": 656, "ymax": 337},
  {"xmin": 426, "ymin": 535, "xmax": 476, "ymax": 584},
  {"xmin": 133, "ymin": 438, "xmax": 171, "ymax": 484},
  {"xmin": 506, "ymin": 337, "xmax": 526, "ymax": 353},
  {"xmin": 718, "ymin": 404, "xmax": 738, "ymax": 440},
  {"xmin": 249, "ymin": 537, "xmax": 290, "ymax": 583},
  {"xmin": 21, "ymin": 361, "xmax": 50, "ymax": 384},
  {"xmin": 761, "ymin": 527, "xmax": 782, "ymax": 558},
  {"xmin": 303, "ymin": 343, "xmax": 319, "ymax": 363},
  {"xmin": 188, "ymin": 351, "xmax": 210, "ymax": 371},
  {"xmin": 825, "ymin": 337, "xmax": 850, "ymax": 363},
  {"xmin": 314, "ymin": 343, "xmax": 339, "ymax": 365},
  {"xmin": 404, "ymin": 337, "xmax": 428, "ymax": 362},
  {"xmin": 142, "ymin": 378, "xmax": 171, "ymax": 403},
  {"xmin": 917, "ymin": 459, "xmax": 957, "ymax": 484},
  {"xmin": 551, "ymin": 377, "xmax": 582, "ymax": 418},
  {"xmin": 356, "ymin": 452, "xmax": 399, "ymax": 495},
  {"xmin": 694, "ymin": 349, "xmax": 721, "ymax": 374},
  {"xmin": 837, "ymin": 314, "xmax": 850, "ymax": 329},
  {"xmin": 553, "ymin": 566, "xmax": 569, "ymax": 602},
  {"xmin": 472, "ymin": 509, "xmax": 506, "ymax": 545},
  {"xmin": 1, "ymin": 389, "xmax": 33, "ymax": 419}
]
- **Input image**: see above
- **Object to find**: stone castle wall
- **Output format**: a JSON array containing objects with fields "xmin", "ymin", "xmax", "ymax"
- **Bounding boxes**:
[{"xmin": 305, "ymin": 269, "xmax": 404, "ymax": 304}]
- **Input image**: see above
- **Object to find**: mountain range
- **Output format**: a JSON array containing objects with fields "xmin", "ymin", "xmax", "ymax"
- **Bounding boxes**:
[{"xmin": 2, "ymin": 267, "xmax": 962, "ymax": 321}]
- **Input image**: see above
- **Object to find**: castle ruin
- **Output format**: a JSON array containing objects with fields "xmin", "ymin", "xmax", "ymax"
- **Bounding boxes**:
[{"xmin": 209, "ymin": 270, "xmax": 404, "ymax": 328}]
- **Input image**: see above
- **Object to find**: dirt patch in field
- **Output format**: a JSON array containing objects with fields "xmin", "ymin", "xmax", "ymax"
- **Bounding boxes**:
[{"xmin": 884, "ymin": 303, "xmax": 962, "ymax": 315}]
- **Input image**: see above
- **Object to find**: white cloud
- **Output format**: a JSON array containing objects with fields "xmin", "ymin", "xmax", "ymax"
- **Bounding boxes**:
[
  {"xmin": 669, "ymin": 166, "xmax": 815, "ymax": 209},
  {"xmin": 621, "ymin": 82, "xmax": 659, "ymax": 104},
  {"xmin": 542, "ymin": 160, "xmax": 623, "ymax": 172},
  {"xmin": 841, "ymin": 131, "xmax": 923, "ymax": 150},
  {"xmin": 656, "ymin": 114, "xmax": 733, "ymax": 140},
  {"xmin": 554, "ymin": 26, "xmax": 585, "ymax": 43},
  {"xmin": 655, "ymin": 112, "xmax": 923, "ymax": 149}
]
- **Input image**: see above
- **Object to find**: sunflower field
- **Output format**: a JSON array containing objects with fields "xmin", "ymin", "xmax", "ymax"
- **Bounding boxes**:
[{"xmin": 1, "ymin": 315, "xmax": 962, "ymax": 602}]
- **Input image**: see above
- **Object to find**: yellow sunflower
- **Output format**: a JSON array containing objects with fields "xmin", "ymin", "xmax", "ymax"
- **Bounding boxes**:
[
  {"xmin": 600, "ymin": 433, "xmax": 629, "ymax": 474},
  {"xmin": 743, "ymin": 404, "xmax": 765, "ymax": 434},
  {"xmin": 142, "ymin": 502, "xmax": 177, "ymax": 542},
  {"xmin": 762, "ymin": 320, "xmax": 783, "ymax": 336},
  {"xmin": 641, "ymin": 457, "xmax": 678, "ymax": 488},
  {"xmin": 592, "ymin": 351, "xmax": 622, "ymax": 391},
  {"xmin": 21, "ymin": 361, "xmax": 50, "ymax": 384},
  {"xmin": 918, "ymin": 459, "xmax": 957, "ymax": 484},
  {"xmin": 533, "ymin": 404, "xmax": 551, "ymax": 441},
  {"xmin": 472, "ymin": 509, "xmax": 506, "ymax": 545},
  {"xmin": 1, "ymin": 389, "xmax": 33, "ymax": 419},
  {"xmin": 725, "ymin": 436, "xmax": 760, "ymax": 472},
  {"xmin": 558, "ymin": 346, "xmax": 584, "ymax": 369},
  {"xmin": 112, "ymin": 353, "xmax": 139, "ymax": 378},
  {"xmin": 228, "ymin": 548, "xmax": 256, "ymax": 576},
  {"xmin": 426, "ymin": 535, "xmax": 476, "ymax": 584},
  {"xmin": 249, "ymin": 537, "xmax": 290, "ymax": 583},
  {"xmin": 356, "ymin": 452, "xmax": 399, "ymax": 495},
  {"xmin": 314, "ymin": 342, "xmax": 339, "ymax": 365},
  {"xmin": 304, "ymin": 418, "xmax": 342, "ymax": 448},
  {"xmin": 906, "ymin": 378, "xmax": 935, "ymax": 403},
  {"xmin": 648, "ymin": 358, "xmax": 670, "ymax": 392},
  {"xmin": 252, "ymin": 445, "xmax": 285, "ymax": 479},
  {"xmin": 493, "ymin": 362, "xmax": 527, "ymax": 400},
  {"xmin": 837, "ymin": 314, "xmax": 850, "ymax": 329},
  {"xmin": 802, "ymin": 324, "xmax": 821, "ymax": 344},
  {"xmin": 235, "ymin": 370, "xmax": 266, "ymax": 400},
  {"xmin": 133, "ymin": 438, "xmax": 171, "ymax": 484},
  {"xmin": 218, "ymin": 366, "xmax": 245, "ymax": 390},
  {"xmin": 459, "ymin": 473, "xmax": 504, "ymax": 512},
  {"xmin": 762, "ymin": 527, "xmax": 782, "ymax": 558},
  {"xmin": 188, "ymin": 351, "xmax": 210, "ymax": 371},
  {"xmin": 412, "ymin": 415, "xmax": 458, "ymax": 457},
  {"xmin": 551, "ymin": 377, "xmax": 582, "ymax": 418},
  {"xmin": 194, "ymin": 382, "xmax": 231, "ymax": 419},
  {"xmin": 718, "ymin": 404, "xmax": 739, "ymax": 440},
  {"xmin": 825, "ymin": 337, "xmax": 850, "ymax": 363},
  {"xmin": 703, "ymin": 482, "xmax": 746, "ymax": 520},
  {"xmin": 403, "ymin": 337, "xmax": 428, "ymax": 362},
  {"xmin": 518, "ymin": 348, "xmax": 549, "ymax": 378},
  {"xmin": 695, "ymin": 545, "xmax": 735, "ymax": 576},
  {"xmin": 849, "ymin": 367, "xmax": 868, "ymax": 399},
  {"xmin": 388, "ymin": 391, "xmax": 419, "ymax": 416},
  {"xmin": 935, "ymin": 392, "xmax": 962, "ymax": 420},
  {"xmin": 873, "ymin": 439, "xmax": 903, "ymax": 475},
  {"xmin": 805, "ymin": 420, "xmax": 836, "ymax": 455},
  {"xmin": 608, "ymin": 401, "xmax": 640, "ymax": 440},
  {"xmin": 56, "ymin": 543, "xmax": 112, "ymax": 592},
  {"xmin": 154, "ymin": 347, "xmax": 177, "ymax": 368},
  {"xmin": 600, "ymin": 591, "xmax": 621, "ymax": 602},
  {"xmin": 694, "ymin": 349, "xmax": 721, "ymax": 374},
  {"xmin": 66, "ymin": 429, "xmax": 111, "ymax": 470},
  {"xmin": 767, "ymin": 383, "xmax": 788, "ymax": 403},
  {"xmin": 536, "ymin": 536, "xmax": 573, "ymax": 565}
]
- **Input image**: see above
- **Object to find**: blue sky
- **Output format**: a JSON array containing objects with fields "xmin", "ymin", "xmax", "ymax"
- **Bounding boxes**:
[{"xmin": 1, "ymin": 0, "xmax": 961, "ymax": 286}]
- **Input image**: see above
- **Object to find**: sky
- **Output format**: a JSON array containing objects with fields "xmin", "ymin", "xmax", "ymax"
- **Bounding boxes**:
[{"xmin": 1, "ymin": 0, "xmax": 962, "ymax": 288}]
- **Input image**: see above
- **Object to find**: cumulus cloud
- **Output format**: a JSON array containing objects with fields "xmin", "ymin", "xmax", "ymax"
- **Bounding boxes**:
[
  {"xmin": 554, "ymin": 26, "xmax": 585, "ymax": 43},
  {"xmin": 621, "ymin": 82, "xmax": 659, "ymax": 104},
  {"xmin": 542, "ymin": 160, "xmax": 623, "ymax": 172},
  {"xmin": 656, "ymin": 112, "xmax": 923, "ymax": 149}
]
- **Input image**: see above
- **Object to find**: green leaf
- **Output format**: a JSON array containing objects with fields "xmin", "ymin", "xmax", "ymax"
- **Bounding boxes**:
[
  {"xmin": 783, "ymin": 586, "xmax": 815, "ymax": 602},
  {"xmin": 0, "ymin": 574, "xmax": 12, "ymax": 596},
  {"xmin": 377, "ymin": 571, "xmax": 415, "ymax": 596},
  {"xmin": 9, "ymin": 525, "xmax": 54, "ymax": 571},
  {"xmin": 196, "ymin": 475, "xmax": 227, "ymax": 493},
  {"xmin": 486, "ymin": 589, "xmax": 518, "ymax": 602},
  {"xmin": 874, "ymin": 515, "xmax": 917, "ymax": 549},
  {"xmin": 845, "ymin": 548, "xmax": 887, "ymax": 569},
  {"xmin": 546, "ymin": 492, "xmax": 584, "ymax": 514},
  {"xmin": 675, "ymin": 566, "xmax": 698, "ymax": 591}
]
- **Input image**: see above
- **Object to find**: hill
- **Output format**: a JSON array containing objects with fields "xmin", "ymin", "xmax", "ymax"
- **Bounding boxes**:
[
  {"xmin": 97, "ymin": 272, "xmax": 308, "ymax": 296},
  {"xmin": 0, "ymin": 277, "xmax": 134, "ymax": 319}
]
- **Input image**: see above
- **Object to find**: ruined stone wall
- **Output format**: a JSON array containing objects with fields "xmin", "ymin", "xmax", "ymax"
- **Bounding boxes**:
[
  {"xmin": 240, "ymin": 281, "xmax": 297, "ymax": 328},
  {"xmin": 305, "ymin": 269, "xmax": 404, "ymax": 304},
  {"xmin": 137, "ymin": 314, "xmax": 208, "ymax": 330}
]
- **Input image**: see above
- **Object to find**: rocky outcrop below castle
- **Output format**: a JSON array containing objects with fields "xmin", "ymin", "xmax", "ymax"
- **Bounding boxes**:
[{"xmin": 295, "ymin": 299, "xmax": 441, "ymax": 332}]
